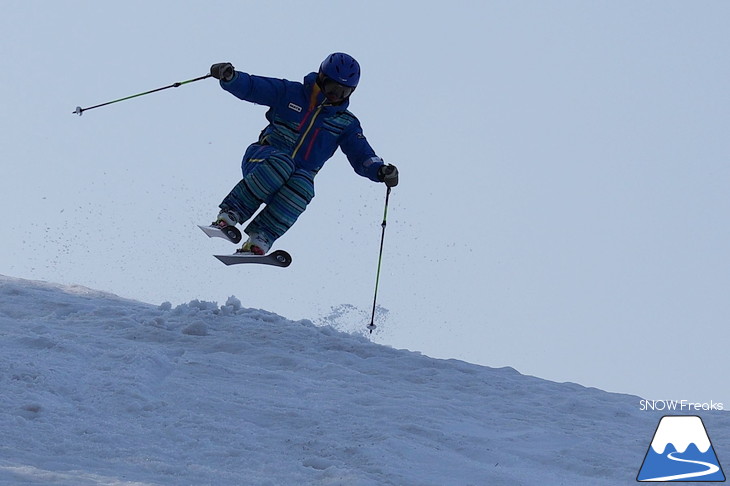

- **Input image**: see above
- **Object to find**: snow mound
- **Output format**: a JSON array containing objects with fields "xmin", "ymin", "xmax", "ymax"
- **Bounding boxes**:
[{"xmin": 0, "ymin": 275, "xmax": 727, "ymax": 485}]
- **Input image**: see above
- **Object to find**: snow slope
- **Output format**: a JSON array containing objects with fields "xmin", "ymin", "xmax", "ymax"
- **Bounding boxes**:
[{"xmin": 0, "ymin": 275, "xmax": 727, "ymax": 485}]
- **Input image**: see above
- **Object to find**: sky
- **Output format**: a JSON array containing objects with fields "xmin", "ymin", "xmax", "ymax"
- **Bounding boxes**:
[{"xmin": 1, "ymin": 1, "xmax": 729, "ymax": 405}]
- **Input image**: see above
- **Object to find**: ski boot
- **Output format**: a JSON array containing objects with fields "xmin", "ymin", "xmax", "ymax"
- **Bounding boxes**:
[{"xmin": 236, "ymin": 233, "xmax": 271, "ymax": 256}]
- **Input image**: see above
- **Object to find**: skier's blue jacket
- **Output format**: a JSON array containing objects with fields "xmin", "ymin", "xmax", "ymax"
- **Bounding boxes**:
[{"xmin": 220, "ymin": 71, "xmax": 384, "ymax": 182}]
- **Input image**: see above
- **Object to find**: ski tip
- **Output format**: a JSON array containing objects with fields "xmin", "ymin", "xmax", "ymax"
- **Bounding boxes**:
[
  {"xmin": 270, "ymin": 250, "xmax": 292, "ymax": 267},
  {"xmin": 258, "ymin": 250, "xmax": 292, "ymax": 267}
]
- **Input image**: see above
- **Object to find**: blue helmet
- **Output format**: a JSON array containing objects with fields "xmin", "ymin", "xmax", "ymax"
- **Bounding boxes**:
[{"xmin": 319, "ymin": 52, "xmax": 361, "ymax": 88}]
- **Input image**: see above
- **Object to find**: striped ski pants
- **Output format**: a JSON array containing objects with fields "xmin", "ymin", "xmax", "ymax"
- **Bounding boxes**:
[{"xmin": 219, "ymin": 144, "xmax": 315, "ymax": 246}]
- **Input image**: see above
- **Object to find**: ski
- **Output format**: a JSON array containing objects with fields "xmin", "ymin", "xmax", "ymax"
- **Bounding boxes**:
[
  {"xmin": 198, "ymin": 224, "xmax": 242, "ymax": 244},
  {"xmin": 214, "ymin": 250, "xmax": 292, "ymax": 267}
]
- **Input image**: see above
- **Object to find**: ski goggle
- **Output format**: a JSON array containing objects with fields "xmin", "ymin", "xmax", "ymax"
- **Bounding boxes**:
[{"xmin": 319, "ymin": 75, "xmax": 355, "ymax": 102}]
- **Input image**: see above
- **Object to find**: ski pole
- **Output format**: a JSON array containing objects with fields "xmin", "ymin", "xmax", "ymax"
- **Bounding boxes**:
[
  {"xmin": 367, "ymin": 186, "xmax": 392, "ymax": 334},
  {"xmin": 73, "ymin": 74, "xmax": 212, "ymax": 116}
]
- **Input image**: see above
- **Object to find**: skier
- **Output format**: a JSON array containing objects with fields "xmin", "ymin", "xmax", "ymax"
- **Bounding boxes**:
[{"xmin": 208, "ymin": 53, "xmax": 399, "ymax": 256}]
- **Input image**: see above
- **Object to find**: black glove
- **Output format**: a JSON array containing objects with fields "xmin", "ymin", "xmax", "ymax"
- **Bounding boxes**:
[
  {"xmin": 378, "ymin": 164, "xmax": 399, "ymax": 187},
  {"xmin": 210, "ymin": 62, "xmax": 235, "ymax": 82}
]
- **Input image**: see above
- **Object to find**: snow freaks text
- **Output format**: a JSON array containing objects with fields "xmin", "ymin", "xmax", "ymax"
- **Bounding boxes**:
[{"xmin": 639, "ymin": 400, "xmax": 724, "ymax": 412}]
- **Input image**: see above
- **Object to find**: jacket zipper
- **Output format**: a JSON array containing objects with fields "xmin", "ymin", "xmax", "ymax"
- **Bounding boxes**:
[
  {"xmin": 292, "ymin": 103, "xmax": 324, "ymax": 159},
  {"xmin": 304, "ymin": 128, "xmax": 320, "ymax": 161}
]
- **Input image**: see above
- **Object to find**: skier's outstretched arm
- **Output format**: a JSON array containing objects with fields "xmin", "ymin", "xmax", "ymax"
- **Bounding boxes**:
[{"xmin": 210, "ymin": 62, "xmax": 286, "ymax": 107}]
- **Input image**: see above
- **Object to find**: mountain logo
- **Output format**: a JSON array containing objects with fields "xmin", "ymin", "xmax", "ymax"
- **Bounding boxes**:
[{"xmin": 637, "ymin": 415, "xmax": 725, "ymax": 482}]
